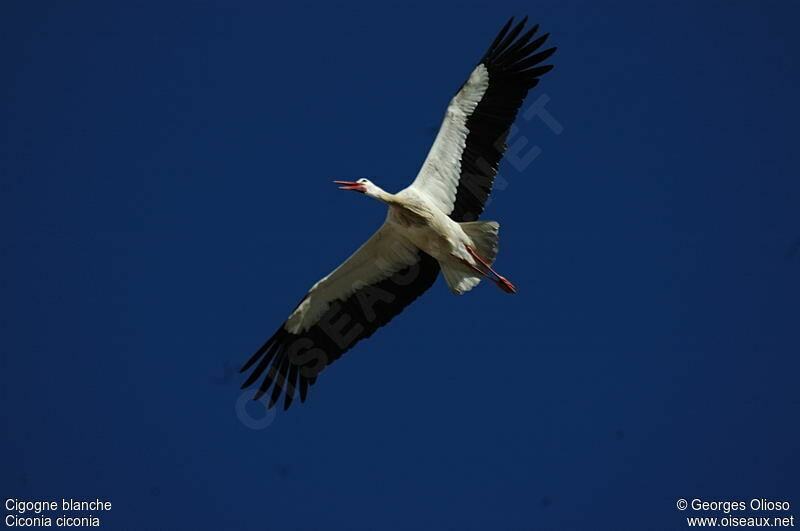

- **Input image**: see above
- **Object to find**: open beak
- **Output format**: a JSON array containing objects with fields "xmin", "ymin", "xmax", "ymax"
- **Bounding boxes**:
[{"xmin": 333, "ymin": 180, "xmax": 365, "ymax": 192}]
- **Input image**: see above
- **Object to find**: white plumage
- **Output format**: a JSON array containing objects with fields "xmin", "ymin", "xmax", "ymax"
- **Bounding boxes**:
[
  {"xmin": 410, "ymin": 64, "xmax": 490, "ymax": 215},
  {"xmin": 241, "ymin": 17, "xmax": 557, "ymax": 409}
]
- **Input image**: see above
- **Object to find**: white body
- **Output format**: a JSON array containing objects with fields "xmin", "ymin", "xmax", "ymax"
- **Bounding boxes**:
[
  {"xmin": 285, "ymin": 181, "xmax": 500, "ymax": 334},
  {"xmin": 388, "ymin": 188, "xmax": 473, "ymax": 263},
  {"xmin": 387, "ymin": 187, "xmax": 501, "ymax": 298}
]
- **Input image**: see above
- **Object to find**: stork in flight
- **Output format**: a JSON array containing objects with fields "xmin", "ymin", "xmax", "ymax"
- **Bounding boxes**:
[{"xmin": 241, "ymin": 17, "xmax": 556, "ymax": 409}]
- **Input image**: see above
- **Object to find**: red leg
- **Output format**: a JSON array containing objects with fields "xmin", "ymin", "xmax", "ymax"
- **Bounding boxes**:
[{"xmin": 464, "ymin": 246, "xmax": 516, "ymax": 294}]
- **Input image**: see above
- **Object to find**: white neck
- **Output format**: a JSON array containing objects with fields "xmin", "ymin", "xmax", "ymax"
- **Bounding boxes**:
[{"xmin": 365, "ymin": 184, "xmax": 394, "ymax": 204}]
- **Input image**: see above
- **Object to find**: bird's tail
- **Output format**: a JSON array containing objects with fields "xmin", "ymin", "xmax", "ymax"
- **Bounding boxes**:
[
  {"xmin": 460, "ymin": 221, "xmax": 499, "ymax": 265},
  {"xmin": 440, "ymin": 221, "xmax": 500, "ymax": 295}
]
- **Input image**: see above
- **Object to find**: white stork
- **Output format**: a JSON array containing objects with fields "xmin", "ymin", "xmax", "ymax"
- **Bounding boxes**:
[{"xmin": 241, "ymin": 17, "xmax": 556, "ymax": 409}]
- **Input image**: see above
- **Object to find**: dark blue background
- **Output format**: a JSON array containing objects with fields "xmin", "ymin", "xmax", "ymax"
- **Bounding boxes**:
[{"xmin": 2, "ymin": 1, "xmax": 798, "ymax": 529}]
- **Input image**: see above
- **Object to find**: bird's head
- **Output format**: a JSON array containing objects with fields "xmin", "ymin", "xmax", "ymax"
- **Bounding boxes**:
[{"xmin": 333, "ymin": 178, "xmax": 381, "ymax": 197}]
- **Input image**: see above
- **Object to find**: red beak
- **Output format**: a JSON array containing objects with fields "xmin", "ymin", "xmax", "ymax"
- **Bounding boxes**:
[{"xmin": 333, "ymin": 180, "xmax": 365, "ymax": 191}]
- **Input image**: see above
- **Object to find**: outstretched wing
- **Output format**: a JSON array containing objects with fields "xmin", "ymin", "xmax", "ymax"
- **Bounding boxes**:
[
  {"xmin": 240, "ymin": 223, "xmax": 440, "ymax": 409},
  {"xmin": 406, "ymin": 16, "xmax": 557, "ymax": 221}
]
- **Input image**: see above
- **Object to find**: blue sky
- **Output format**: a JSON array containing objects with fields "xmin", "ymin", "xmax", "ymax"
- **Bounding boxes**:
[{"xmin": 2, "ymin": 1, "xmax": 799, "ymax": 529}]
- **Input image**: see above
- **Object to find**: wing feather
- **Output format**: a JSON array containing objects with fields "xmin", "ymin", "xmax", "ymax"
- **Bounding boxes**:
[{"xmin": 406, "ymin": 17, "xmax": 557, "ymax": 221}]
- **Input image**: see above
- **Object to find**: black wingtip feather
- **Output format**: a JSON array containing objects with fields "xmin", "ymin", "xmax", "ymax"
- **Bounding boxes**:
[
  {"xmin": 299, "ymin": 377, "xmax": 309, "ymax": 403},
  {"xmin": 240, "ymin": 340, "xmax": 281, "ymax": 388},
  {"xmin": 268, "ymin": 357, "xmax": 290, "ymax": 408},
  {"xmin": 482, "ymin": 19, "xmax": 554, "ymax": 75},
  {"xmin": 253, "ymin": 364, "xmax": 279, "ymax": 400},
  {"xmin": 283, "ymin": 364, "xmax": 299, "ymax": 410},
  {"xmin": 502, "ymin": 32, "xmax": 548, "ymax": 66},
  {"xmin": 493, "ymin": 16, "xmax": 528, "ymax": 55},
  {"xmin": 520, "ymin": 63, "xmax": 555, "ymax": 78},
  {"xmin": 487, "ymin": 17, "xmax": 515, "ymax": 56},
  {"xmin": 239, "ymin": 335, "xmax": 274, "ymax": 373},
  {"xmin": 495, "ymin": 25, "xmax": 539, "ymax": 66},
  {"xmin": 517, "ymin": 47, "xmax": 557, "ymax": 71}
]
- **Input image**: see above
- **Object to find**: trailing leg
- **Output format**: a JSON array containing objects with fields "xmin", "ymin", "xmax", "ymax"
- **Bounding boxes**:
[{"xmin": 465, "ymin": 245, "xmax": 516, "ymax": 294}]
